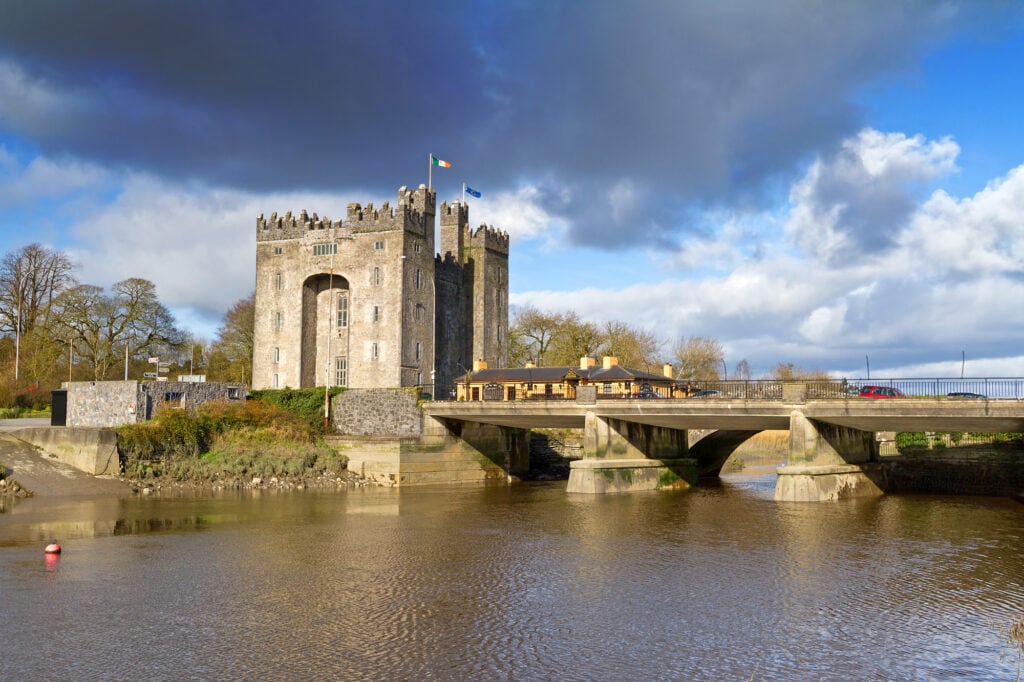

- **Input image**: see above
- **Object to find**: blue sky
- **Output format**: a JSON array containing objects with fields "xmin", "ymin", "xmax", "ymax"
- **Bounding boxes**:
[{"xmin": 2, "ymin": 1, "xmax": 1024, "ymax": 378}]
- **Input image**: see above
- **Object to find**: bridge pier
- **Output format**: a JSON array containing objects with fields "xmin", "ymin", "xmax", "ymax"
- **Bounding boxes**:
[
  {"xmin": 567, "ymin": 412, "xmax": 696, "ymax": 493},
  {"xmin": 775, "ymin": 410, "xmax": 883, "ymax": 502}
]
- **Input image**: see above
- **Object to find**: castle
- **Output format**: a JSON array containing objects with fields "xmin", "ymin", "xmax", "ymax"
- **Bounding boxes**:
[{"xmin": 252, "ymin": 185, "xmax": 509, "ymax": 395}]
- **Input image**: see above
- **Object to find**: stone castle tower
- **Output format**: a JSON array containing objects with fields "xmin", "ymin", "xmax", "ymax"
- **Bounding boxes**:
[{"xmin": 252, "ymin": 185, "xmax": 508, "ymax": 395}]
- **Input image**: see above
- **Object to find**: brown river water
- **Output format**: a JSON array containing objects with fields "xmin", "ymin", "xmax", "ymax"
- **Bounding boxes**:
[{"xmin": 1, "ymin": 471, "xmax": 1023, "ymax": 680}]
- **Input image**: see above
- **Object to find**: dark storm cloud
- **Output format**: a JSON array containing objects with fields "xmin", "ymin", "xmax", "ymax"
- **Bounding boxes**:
[{"xmin": 0, "ymin": 1, "xmax": 991, "ymax": 246}]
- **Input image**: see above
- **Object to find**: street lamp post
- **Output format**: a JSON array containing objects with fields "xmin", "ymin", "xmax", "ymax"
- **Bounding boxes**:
[{"xmin": 325, "ymin": 248, "xmax": 334, "ymax": 434}]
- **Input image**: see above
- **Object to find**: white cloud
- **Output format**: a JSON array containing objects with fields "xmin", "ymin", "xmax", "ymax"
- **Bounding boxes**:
[
  {"xmin": 899, "ymin": 166, "xmax": 1024, "ymax": 275},
  {"xmin": 0, "ymin": 61, "xmax": 76, "ymax": 134},
  {"xmin": 472, "ymin": 183, "xmax": 570, "ymax": 247},
  {"xmin": 65, "ymin": 175, "xmax": 364, "ymax": 335},
  {"xmin": 786, "ymin": 129, "xmax": 960, "ymax": 262},
  {"xmin": 0, "ymin": 147, "xmax": 111, "ymax": 205}
]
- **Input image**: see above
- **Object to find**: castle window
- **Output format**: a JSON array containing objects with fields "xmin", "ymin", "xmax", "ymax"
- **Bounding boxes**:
[
  {"xmin": 414, "ymin": 304, "xmax": 422, "ymax": 322},
  {"xmin": 313, "ymin": 243, "xmax": 337, "ymax": 256},
  {"xmin": 275, "ymin": 272, "xmax": 283, "ymax": 290},
  {"xmin": 415, "ymin": 268, "xmax": 423, "ymax": 289},
  {"xmin": 373, "ymin": 267, "xmax": 382, "ymax": 286},
  {"xmin": 274, "ymin": 311, "xmax": 282, "ymax": 331},
  {"xmin": 371, "ymin": 342, "xmax": 379, "ymax": 360},
  {"xmin": 337, "ymin": 295, "xmax": 348, "ymax": 328},
  {"xmin": 414, "ymin": 243, "xmax": 422, "ymax": 253},
  {"xmin": 335, "ymin": 358, "xmax": 347, "ymax": 387},
  {"xmin": 374, "ymin": 240, "xmax": 385, "ymax": 251},
  {"xmin": 272, "ymin": 373, "xmax": 279, "ymax": 388},
  {"xmin": 272, "ymin": 347, "xmax": 280, "ymax": 363},
  {"xmin": 273, "ymin": 246, "xmax": 282, "ymax": 255},
  {"xmin": 417, "ymin": 371, "xmax": 422, "ymax": 385},
  {"xmin": 497, "ymin": 326, "xmax": 502, "ymax": 343},
  {"xmin": 415, "ymin": 341, "xmax": 421, "ymax": 360},
  {"xmin": 372, "ymin": 305, "xmax": 380, "ymax": 323}
]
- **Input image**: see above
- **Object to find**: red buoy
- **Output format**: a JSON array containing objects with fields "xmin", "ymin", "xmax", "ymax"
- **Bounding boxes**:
[{"xmin": 44, "ymin": 541, "xmax": 61, "ymax": 554}]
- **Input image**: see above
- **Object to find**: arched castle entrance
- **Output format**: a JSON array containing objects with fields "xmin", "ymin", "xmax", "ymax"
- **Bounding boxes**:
[{"xmin": 301, "ymin": 273, "xmax": 350, "ymax": 388}]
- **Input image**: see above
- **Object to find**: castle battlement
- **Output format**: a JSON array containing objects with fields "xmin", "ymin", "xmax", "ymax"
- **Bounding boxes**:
[
  {"xmin": 257, "ymin": 210, "xmax": 343, "ymax": 240},
  {"xmin": 439, "ymin": 200, "xmax": 468, "ymax": 226},
  {"xmin": 257, "ymin": 186, "xmax": 435, "ymax": 241},
  {"xmin": 470, "ymin": 224, "xmax": 510, "ymax": 255}
]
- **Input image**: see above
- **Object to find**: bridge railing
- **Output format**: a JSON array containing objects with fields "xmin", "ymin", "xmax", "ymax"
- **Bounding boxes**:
[
  {"xmin": 427, "ymin": 378, "xmax": 1024, "ymax": 401},
  {"xmin": 688, "ymin": 378, "xmax": 1024, "ymax": 400}
]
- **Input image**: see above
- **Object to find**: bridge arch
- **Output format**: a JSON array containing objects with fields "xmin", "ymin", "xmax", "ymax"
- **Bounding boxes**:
[{"xmin": 688, "ymin": 430, "xmax": 768, "ymax": 477}]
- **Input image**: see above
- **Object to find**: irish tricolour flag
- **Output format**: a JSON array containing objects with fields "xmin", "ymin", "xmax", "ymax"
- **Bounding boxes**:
[{"xmin": 430, "ymin": 154, "xmax": 451, "ymax": 168}]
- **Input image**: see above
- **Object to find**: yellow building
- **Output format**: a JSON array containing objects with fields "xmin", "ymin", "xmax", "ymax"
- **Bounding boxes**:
[{"xmin": 453, "ymin": 356, "xmax": 681, "ymax": 401}]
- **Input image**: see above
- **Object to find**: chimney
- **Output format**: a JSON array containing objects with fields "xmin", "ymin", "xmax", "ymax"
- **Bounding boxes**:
[
  {"xmin": 580, "ymin": 356, "xmax": 596, "ymax": 370},
  {"xmin": 602, "ymin": 356, "xmax": 618, "ymax": 369},
  {"xmin": 663, "ymin": 363, "xmax": 673, "ymax": 378},
  {"xmin": 473, "ymin": 359, "xmax": 488, "ymax": 372}
]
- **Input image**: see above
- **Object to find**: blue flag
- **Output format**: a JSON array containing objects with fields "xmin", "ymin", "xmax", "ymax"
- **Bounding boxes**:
[{"xmin": 465, "ymin": 186, "xmax": 481, "ymax": 198}]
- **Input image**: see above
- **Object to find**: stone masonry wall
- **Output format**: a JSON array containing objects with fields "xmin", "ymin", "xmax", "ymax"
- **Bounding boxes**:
[
  {"xmin": 333, "ymin": 388, "xmax": 424, "ymax": 436},
  {"xmin": 66, "ymin": 380, "xmax": 141, "ymax": 428},
  {"xmin": 65, "ymin": 380, "xmax": 247, "ymax": 427},
  {"xmin": 141, "ymin": 381, "xmax": 247, "ymax": 419}
]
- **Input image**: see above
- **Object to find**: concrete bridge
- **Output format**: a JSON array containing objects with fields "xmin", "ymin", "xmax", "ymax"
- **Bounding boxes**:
[{"xmin": 423, "ymin": 390, "xmax": 1024, "ymax": 501}]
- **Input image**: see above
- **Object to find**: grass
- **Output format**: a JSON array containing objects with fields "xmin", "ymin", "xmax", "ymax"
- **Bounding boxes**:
[{"xmin": 0, "ymin": 407, "xmax": 49, "ymax": 419}]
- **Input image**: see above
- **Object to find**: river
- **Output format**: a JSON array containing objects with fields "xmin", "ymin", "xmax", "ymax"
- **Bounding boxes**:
[{"xmin": 1, "ymin": 471, "xmax": 1022, "ymax": 680}]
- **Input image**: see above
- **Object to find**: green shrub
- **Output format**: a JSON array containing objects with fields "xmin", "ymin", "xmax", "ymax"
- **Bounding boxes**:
[
  {"xmin": 895, "ymin": 432, "xmax": 928, "ymax": 452},
  {"xmin": 116, "ymin": 397, "xmax": 347, "ymax": 481},
  {"xmin": 249, "ymin": 387, "xmax": 343, "ymax": 433}
]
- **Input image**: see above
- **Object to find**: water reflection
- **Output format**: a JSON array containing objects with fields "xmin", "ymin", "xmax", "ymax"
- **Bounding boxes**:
[{"xmin": 1, "ymin": 479, "xmax": 1022, "ymax": 680}]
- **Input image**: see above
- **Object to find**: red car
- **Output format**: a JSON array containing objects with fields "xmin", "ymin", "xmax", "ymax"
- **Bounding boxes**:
[{"xmin": 859, "ymin": 385, "xmax": 903, "ymax": 398}]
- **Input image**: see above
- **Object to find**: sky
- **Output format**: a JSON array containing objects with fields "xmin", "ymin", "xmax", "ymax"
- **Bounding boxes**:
[{"xmin": 1, "ymin": 0, "xmax": 1024, "ymax": 379}]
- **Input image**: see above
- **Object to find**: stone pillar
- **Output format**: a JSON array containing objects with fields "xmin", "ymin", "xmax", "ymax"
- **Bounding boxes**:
[
  {"xmin": 775, "ymin": 410, "xmax": 883, "ymax": 502},
  {"xmin": 568, "ymin": 411, "xmax": 696, "ymax": 493}
]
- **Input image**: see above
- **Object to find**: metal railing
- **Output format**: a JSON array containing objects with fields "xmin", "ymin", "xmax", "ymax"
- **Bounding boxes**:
[{"xmin": 429, "ymin": 378, "xmax": 1024, "ymax": 402}]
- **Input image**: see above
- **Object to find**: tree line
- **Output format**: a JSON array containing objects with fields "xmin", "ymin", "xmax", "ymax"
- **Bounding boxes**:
[
  {"xmin": 0, "ymin": 243, "xmax": 254, "ymax": 408},
  {"xmin": 510, "ymin": 305, "xmax": 829, "ymax": 382}
]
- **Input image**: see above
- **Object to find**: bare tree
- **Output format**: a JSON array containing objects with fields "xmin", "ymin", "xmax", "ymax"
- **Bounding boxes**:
[
  {"xmin": 52, "ymin": 278, "xmax": 184, "ymax": 380},
  {"xmin": 672, "ymin": 335, "xmax": 725, "ymax": 380},
  {"xmin": 510, "ymin": 305, "xmax": 564, "ymax": 366},
  {"xmin": 601, "ymin": 320, "xmax": 660, "ymax": 371},
  {"xmin": 765, "ymin": 362, "xmax": 832, "ymax": 381},
  {"xmin": 733, "ymin": 358, "xmax": 752, "ymax": 381},
  {"xmin": 546, "ymin": 312, "xmax": 603, "ymax": 367},
  {"xmin": 208, "ymin": 293, "xmax": 255, "ymax": 384},
  {"xmin": 0, "ymin": 243, "xmax": 76, "ymax": 336}
]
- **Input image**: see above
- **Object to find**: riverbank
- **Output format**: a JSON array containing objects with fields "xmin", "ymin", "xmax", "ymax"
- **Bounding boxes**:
[{"xmin": 122, "ymin": 467, "xmax": 369, "ymax": 496}]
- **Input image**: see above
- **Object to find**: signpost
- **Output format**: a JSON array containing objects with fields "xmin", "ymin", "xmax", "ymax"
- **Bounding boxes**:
[{"xmin": 143, "ymin": 372, "xmax": 158, "ymax": 379}]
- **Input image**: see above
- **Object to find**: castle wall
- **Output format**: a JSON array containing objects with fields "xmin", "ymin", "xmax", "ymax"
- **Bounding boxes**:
[
  {"xmin": 253, "ymin": 186, "xmax": 437, "ymax": 391},
  {"xmin": 253, "ymin": 186, "xmax": 509, "ymax": 395}
]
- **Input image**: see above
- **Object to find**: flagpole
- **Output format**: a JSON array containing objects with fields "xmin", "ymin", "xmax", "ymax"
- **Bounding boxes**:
[
  {"xmin": 428, "ymin": 154, "xmax": 432, "ymax": 190},
  {"xmin": 462, "ymin": 181, "xmax": 465, "ymax": 205}
]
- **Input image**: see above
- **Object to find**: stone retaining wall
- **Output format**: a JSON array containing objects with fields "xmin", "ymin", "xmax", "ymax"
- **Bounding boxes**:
[
  {"xmin": 333, "ymin": 389, "xmax": 423, "ymax": 436},
  {"xmin": 11, "ymin": 427, "xmax": 120, "ymax": 475}
]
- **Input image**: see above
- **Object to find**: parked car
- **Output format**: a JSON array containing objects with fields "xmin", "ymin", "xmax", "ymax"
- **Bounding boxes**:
[
  {"xmin": 858, "ymin": 385, "xmax": 903, "ymax": 398},
  {"xmin": 634, "ymin": 383, "xmax": 662, "ymax": 399},
  {"xmin": 947, "ymin": 391, "xmax": 986, "ymax": 399},
  {"xmin": 687, "ymin": 389, "xmax": 722, "ymax": 399}
]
